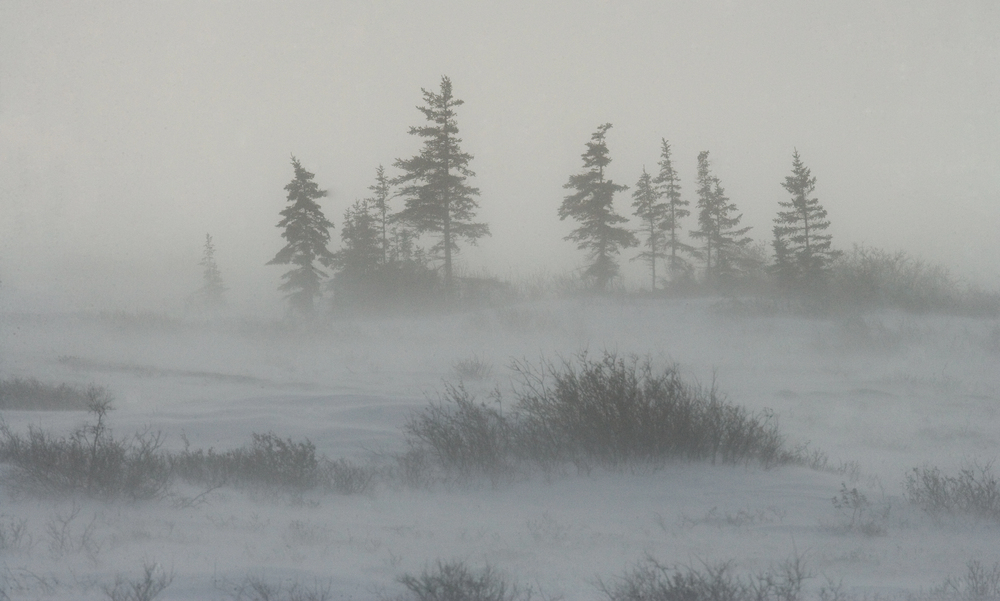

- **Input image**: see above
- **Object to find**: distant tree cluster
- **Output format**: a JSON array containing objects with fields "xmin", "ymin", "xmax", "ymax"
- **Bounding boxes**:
[
  {"xmin": 242, "ymin": 75, "xmax": 847, "ymax": 317},
  {"xmin": 561, "ymin": 125, "xmax": 837, "ymax": 295},
  {"xmin": 263, "ymin": 76, "xmax": 487, "ymax": 316}
]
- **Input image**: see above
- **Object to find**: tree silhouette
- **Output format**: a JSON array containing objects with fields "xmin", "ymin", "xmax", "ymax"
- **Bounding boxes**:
[
  {"xmin": 631, "ymin": 167, "xmax": 667, "ymax": 291},
  {"xmin": 690, "ymin": 151, "xmax": 752, "ymax": 286},
  {"xmin": 394, "ymin": 76, "xmax": 488, "ymax": 295},
  {"xmin": 772, "ymin": 149, "xmax": 839, "ymax": 291},
  {"xmin": 267, "ymin": 156, "xmax": 334, "ymax": 315},
  {"xmin": 653, "ymin": 139, "xmax": 693, "ymax": 282},
  {"xmin": 193, "ymin": 233, "xmax": 226, "ymax": 309},
  {"xmin": 559, "ymin": 123, "xmax": 638, "ymax": 291}
]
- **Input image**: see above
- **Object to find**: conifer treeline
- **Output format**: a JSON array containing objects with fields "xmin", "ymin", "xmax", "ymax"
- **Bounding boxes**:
[{"xmin": 261, "ymin": 75, "xmax": 838, "ymax": 315}]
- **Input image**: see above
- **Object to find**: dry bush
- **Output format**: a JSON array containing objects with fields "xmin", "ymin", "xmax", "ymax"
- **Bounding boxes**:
[
  {"xmin": 452, "ymin": 354, "xmax": 493, "ymax": 380},
  {"xmin": 829, "ymin": 483, "xmax": 891, "ymax": 537},
  {"xmin": 0, "ymin": 392, "xmax": 170, "ymax": 501},
  {"xmin": 103, "ymin": 562, "xmax": 174, "ymax": 601},
  {"xmin": 229, "ymin": 573, "xmax": 333, "ymax": 601},
  {"xmin": 0, "ymin": 378, "xmax": 96, "ymax": 410},
  {"xmin": 829, "ymin": 245, "xmax": 1000, "ymax": 316},
  {"xmin": 404, "ymin": 383, "xmax": 517, "ymax": 483},
  {"xmin": 931, "ymin": 561, "xmax": 1000, "ymax": 601},
  {"xmin": 171, "ymin": 432, "xmax": 320, "ymax": 492},
  {"xmin": 905, "ymin": 462, "xmax": 1000, "ymax": 521},
  {"xmin": 512, "ymin": 352, "xmax": 792, "ymax": 468},
  {"xmin": 404, "ymin": 352, "xmax": 796, "ymax": 482},
  {"xmin": 598, "ymin": 554, "xmax": 809, "ymax": 601},
  {"xmin": 399, "ymin": 560, "xmax": 529, "ymax": 601}
]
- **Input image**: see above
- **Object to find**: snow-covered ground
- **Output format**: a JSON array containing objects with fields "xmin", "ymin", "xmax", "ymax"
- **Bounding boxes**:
[{"xmin": 1, "ymin": 297, "xmax": 999, "ymax": 599}]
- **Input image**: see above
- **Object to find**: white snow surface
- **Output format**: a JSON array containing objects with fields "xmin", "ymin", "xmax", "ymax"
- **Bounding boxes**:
[{"xmin": 1, "ymin": 297, "xmax": 999, "ymax": 599}]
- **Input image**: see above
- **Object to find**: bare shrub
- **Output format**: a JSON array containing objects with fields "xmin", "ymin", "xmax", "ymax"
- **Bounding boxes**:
[
  {"xmin": 404, "ymin": 352, "xmax": 796, "ymax": 481},
  {"xmin": 512, "ymin": 352, "xmax": 792, "ymax": 468},
  {"xmin": 229, "ymin": 573, "xmax": 333, "ymax": 601},
  {"xmin": 322, "ymin": 457, "xmax": 376, "ymax": 494},
  {"xmin": 46, "ymin": 503, "xmax": 101, "ymax": 559},
  {"xmin": 905, "ymin": 462, "xmax": 1000, "ymax": 521},
  {"xmin": 829, "ymin": 245, "xmax": 1000, "ymax": 315},
  {"xmin": 934, "ymin": 561, "xmax": 1000, "ymax": 601},
  {"xmin": 829, "ymin": 483, "xmax": 890, "ymax": 537},
  {"xmin": 0, "ymin": 515, "xmax": 33, "ymax": 553},
  {"xmin": 453, "ymin": 354, "xmax": 493, "ymax": 380},
  {"xmin": 171, "ymin": 432, "xmax": 320, "ymax": 492},
  {"xmin": 404, "ymin": 383, "xmax": 516, "ymax": 483},
  {"xmin": 399, "ymin": 560, "xmax": 528, "ymax": 601},
  {"xmin": 0, "ymin": 391, "xmax": 170, "ymax": 501},
  {"xmin": 598, "ymin": 554, "xmax": 809, "ymax": 601},
  {"xmin": 103, "ymin": 562, "xmax": 174, "ymax": 601},
  {"xmin": 0, "ymin": 378, "xmax": 97, "ymax": 410}
]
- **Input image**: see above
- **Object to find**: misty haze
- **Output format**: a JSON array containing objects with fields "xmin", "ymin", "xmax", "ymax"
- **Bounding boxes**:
[{"xmin": 2, "ymin": 2, "xmax": 999, "ymax": 600}]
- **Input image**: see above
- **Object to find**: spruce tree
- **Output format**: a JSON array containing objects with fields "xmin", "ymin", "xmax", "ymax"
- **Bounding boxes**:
[
  {"xmin": 267, "ymin": 156, "xmax": 335, "ymax": 315},
  {"xmin": 653, "ymin": 139, "xmax": 693, "ymax": 281},
  {"xmin": 690, "ymin": 151, "xmax": 752, "ymax": 286},
  {"xmin": 692, "ymin": 151, "xmax": 716, "ymax": 276},
  {"xmin": 195, "ymin": 233, "xmax": 226, "ymax": 309},
  {"xmin": 365, "ymin": 165, "xmax": 393, "ymax": 265},
  {"xmin": 393, "ymin": 76, "xmax": 488, "ymax": 294},
  {"xmin": 332, "ymin": 200, "xmax": 382, "ymax": 280},
  {"xmin": 330, "ymin": 200, "xmax": 383, "ymax": 305},
  {"xmin": 709, "ymin": 178, "xmax": 753, "ymax": 282},
  {"xmin": 631, "ymin": 167, "xmax": 667, "ymax": 291},
  {"xmin": 559, "ymin": 123, "xmax": 638, "ymax": 291},
  {"xmin": 773, "ymin": 149, "xmax": 839, "ymax": 290}
]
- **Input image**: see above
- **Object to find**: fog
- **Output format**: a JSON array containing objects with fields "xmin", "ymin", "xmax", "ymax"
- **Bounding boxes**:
[
  {"xmin": 2, "ymin": 3, "xmax": 1000, "ymax": 599},
  {"xmin": 2, "ymin": 1, "xmax": 998, "ymax": 312}
]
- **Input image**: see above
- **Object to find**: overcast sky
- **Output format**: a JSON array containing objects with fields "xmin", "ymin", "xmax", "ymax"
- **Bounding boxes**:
[{"xmin": 1, "ymin": 1, "xmax": 997, "ymax": 311}]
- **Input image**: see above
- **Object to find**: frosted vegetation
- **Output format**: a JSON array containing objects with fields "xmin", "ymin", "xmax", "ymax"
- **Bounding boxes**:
[{"xmin": 1, "ymin": 261, "xmax": 1000, "ymax": 599}]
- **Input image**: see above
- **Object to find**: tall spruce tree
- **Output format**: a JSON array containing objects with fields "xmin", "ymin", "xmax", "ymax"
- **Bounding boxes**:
[
  {"xmin": 365, "ymin": 165, "xmax": 393, "ymax": 266},
  {"xmin": 559, "ymin": 123, "xmax": 638, "ymax": 291},
  {"xmin": 267, "ymin": 156, "xmax": 335, "ymax": 315},
  {"xmin": 772, "ymin": 149, "xmax": 839, "ymax": 290},
  {"xmin": 690, "ymin": 151, "xmax": 752, "ymax": 286},
  {"xmin": 194, "ymin": 233, "xmax": 226, "ymax": 309},
  {"xmin": 631, "ymin": 167, "xmax": 667, "ymax": 291},
  {"xmin": 393, "ymin": 76, "xmax": 488, "ymax": 294},
  {"xmin": 653, "ymin": 139, "xmax": 693, "ymax": 281}
]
